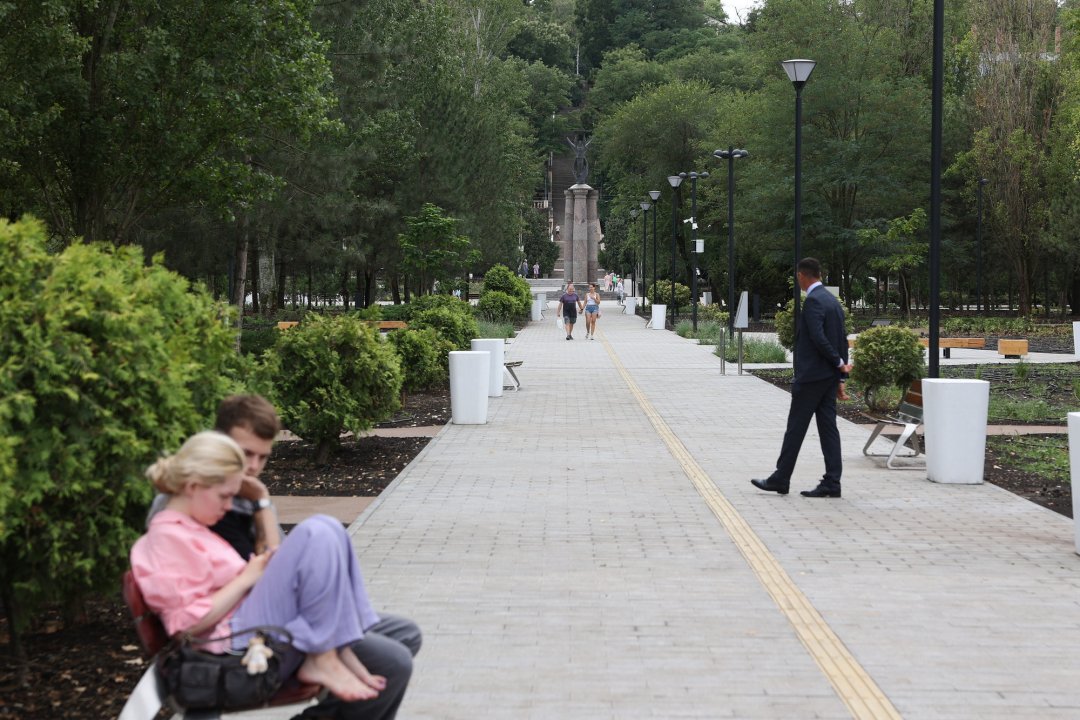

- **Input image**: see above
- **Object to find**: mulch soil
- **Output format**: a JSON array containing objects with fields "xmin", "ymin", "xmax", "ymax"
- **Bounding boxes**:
[{"xmin": 1, "ymin": 376, "xmax": 1071, "ymax": 718}]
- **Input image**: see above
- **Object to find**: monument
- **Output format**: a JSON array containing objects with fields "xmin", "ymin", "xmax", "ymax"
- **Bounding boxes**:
[{"xmin": 562, "ymin": 134, "xmax": 600, "ymax": 285}]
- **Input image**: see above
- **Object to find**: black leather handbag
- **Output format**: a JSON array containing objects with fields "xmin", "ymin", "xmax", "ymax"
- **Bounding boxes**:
[{"xmin": 155, "ymin": 626, "xmax": 293, "ymax": 711}]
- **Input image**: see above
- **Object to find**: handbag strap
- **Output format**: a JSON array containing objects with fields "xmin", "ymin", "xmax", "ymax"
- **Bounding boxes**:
[{"xmin": 172, "ymin": 625, "xmax": 294, "ymax": 650}]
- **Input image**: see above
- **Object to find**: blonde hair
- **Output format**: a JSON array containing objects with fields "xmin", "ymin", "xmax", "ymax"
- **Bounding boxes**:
[{"xmin": 146, "ymin": 431, "xmax": 245, "ymax": 495}]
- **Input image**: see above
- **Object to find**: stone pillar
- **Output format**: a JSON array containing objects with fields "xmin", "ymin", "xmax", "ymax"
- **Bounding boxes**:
[
  {"xmin": 570, "ymin": 184, "xmax": 591, "ymax": 284},
  {"xmin": 587, "ymin": 188, "xmax": 600, "ymax": 284},
  {"xmin": 562, "ymin": 189, "xmax": 575, "ymax": 283}
]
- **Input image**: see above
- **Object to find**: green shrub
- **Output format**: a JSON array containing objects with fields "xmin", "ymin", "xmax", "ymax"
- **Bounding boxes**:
[
  {"xmin": 675, "ymin": 320, "xmax": 694, "ymax": 338},
  {"xmin": 482, "ymin": 264, "xmax": 531, "ymax": 316},
  {"xmin": 406, "ymin": 293, "xmax": 471, "ymax": 319},
  {"xmin": 241, "ymin": 324, "xmax": 279, "ymax": 357},
  {"xmin": 648, "ymin": 280, "xmax": 691, "ymax": 309},
  {"xmin": 698, "ymin": 304, "xmax": 729, "ymax": 326},
  {"xmin": 0, "ymin": 217, "xmax": 243, "ymax": 641},
  {"xmin": 265, "ymin": 314, "xmax": 402, "ymax": 463},
  {"xmin": 410, "ymin": 305, "xmax": 479, "ymax": 350},
  {"xmin": 476, "ymin": 291, "xmax": 519, "ymax": 323},
  {"xmin": 378, "ymin": 303, "xmax": 410, "ymax": 322},
  {"xmin": 775, "ymin": 298, "xmax": 796, "ymax": 350},
  {"xmin": 717, "ymin": 337, "xmax": 788, "ymax": 363},
  {"xmin": 476, "ymin": 320, "xmax": 515, "ymax": 339},
  {"xmin": 849, "ymin": 325, "xmax": 926, "ymax": 410},
  {"xmin": 389, "ymin": 328, "xmax": 450, "ymax": 393}
]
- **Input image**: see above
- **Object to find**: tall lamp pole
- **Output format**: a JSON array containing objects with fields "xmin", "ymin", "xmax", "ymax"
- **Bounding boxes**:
[
  {"xmin": 928, "ymin": 0, "xmax": 944, "ymax": 378},
  {"xmin": 976, "ymin": 177, "xmax": 988, "ymax": 315},
  {"xmin": 714, "ymin": 146, "xmax": 749, "ymax": 336},
  {"xmin": 649, "ymin": 190, "xmax": 661, "ymax": 308},
  {"xmin": 679, "ymin": 171, "xmax": 709, "ymax": 332},
  {"xmin": 781, "ymin": 59, "xmax": 815, "ymax": 365},
  {"xmin": 640, "ymin": 200, "xmax": 652, "ymax": 307},
  {"xmin": 667, "ymin": 175, "xmax": 683, "ymax": 328}
]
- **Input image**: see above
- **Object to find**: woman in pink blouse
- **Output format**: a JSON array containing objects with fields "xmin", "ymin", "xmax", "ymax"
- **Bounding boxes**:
[{"xmin": 131, "ymin": 431, "xmax": 385, "ymax": 703}]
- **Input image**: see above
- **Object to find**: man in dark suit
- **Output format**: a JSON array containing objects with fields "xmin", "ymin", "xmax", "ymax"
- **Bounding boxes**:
[{"xmin": 752, "ymin": 258, "xmax": 852, "ymax": 498}]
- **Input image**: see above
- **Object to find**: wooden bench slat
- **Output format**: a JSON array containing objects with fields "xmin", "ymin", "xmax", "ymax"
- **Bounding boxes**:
[{"xmin": 998, "ymin": 339, "xmax": 1028, "ymax": 358}]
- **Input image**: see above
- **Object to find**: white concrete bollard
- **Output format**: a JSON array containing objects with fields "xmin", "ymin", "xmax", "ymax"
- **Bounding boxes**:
[
  {"xmin": 449, "ymin": 351, "xmax": 489, "ymax": 424},
  {"xmin": 531, "ymin": 297, "xmax": 542, "ymax": 322},
  {"xmin": 1073, "ymin": 322, "xmax": 1080, "ymax": 356},
  {"xmin": 624, "ymin": 297, "xmax": 637, "ymax": 315},
  {"xmin": 923, "ymin": 379, "xmax": 989, "ymax": 484},
  {"xmin": 470, "ymin": 338, "xmax": 504, "ymax": 398},
  {"xmin": 1068, "ymin": 413, "xmax": 1080, "ymax": 555},
  {"xmin": 650, "ymin": 304, "xmax": 666, "ymax": 330}
]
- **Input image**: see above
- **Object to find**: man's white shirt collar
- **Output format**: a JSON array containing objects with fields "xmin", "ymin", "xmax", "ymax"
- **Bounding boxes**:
[{"xmin": 806, "ymin": 281, "xmax": 823, "ymax": 294}]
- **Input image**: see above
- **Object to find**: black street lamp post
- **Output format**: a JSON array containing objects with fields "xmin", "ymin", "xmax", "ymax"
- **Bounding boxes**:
[
  {"xmin": 640, "ymin": 200, "xmax": 651, "ymax": 308},
  {"xmin": 667, "ymin": 175, "xmax": 683, "ymax": 328},
  {"xmin": 782, "ymin": 59, "xmax": 815, "ymax": 366},
  {"xmin": 649, "ymin": 190, "xmax": 660, "ymax": 309},
  {"xmin": 713, "ymin": 147, "xmax": 749, "ymax": 336},
  {"xmin": 679, "ymin": 171, "xmax": 709, "ymax": 332},
  {"xmin": 976, "ymin": 177, "xmax": 988, "ymax": 315}
]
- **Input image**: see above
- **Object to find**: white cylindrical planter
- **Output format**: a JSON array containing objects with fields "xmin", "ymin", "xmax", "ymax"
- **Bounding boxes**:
[
  {"xmin": 651, "ymin": 304, "xmax": 666, "ymax": 330},
  {"xmin": 538, "ymin": 292, "xmax": 547, "ymax": 309},
  {"xmin": 1073, "ymin": 322, "xmax": 1080, "ymax": 356},
  {"xmin": 1069, "ymin": 413, "xmax": 1080, "ymax": 554},
  {"xmin": 624, "ymin": 297, "xmax": 637, "ymax": 315},
  {"xmin": 923, "ymin": 379, "xmax": 989, "ymax": 484},
  {"xmin": 449, "ymin": 351, "xmax": 489, "ymax": 424},
  {"xmin": 531, "ymin": 297, "xmax": 542, "ymax": 321},
  {"xmin": 470, "ymin": 338, "xmax": 504, "ymax": 398}
]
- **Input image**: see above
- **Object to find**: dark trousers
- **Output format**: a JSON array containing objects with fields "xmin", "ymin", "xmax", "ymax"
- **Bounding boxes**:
[
  {"xmin": 298, "ymin": 614, "xmax": 422, "ymax": 720},
  {"xmin": 769, "ymin": 376, "xmax": 842, "ymax": 488}
]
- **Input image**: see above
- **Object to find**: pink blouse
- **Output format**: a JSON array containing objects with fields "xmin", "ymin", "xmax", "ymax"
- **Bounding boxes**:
[{"xmin": 130, "ymin": 508, "xmax": 246, "ymax": 652}]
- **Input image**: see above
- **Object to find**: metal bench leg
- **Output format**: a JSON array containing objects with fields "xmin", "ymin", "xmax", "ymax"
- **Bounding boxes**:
[
  {"xmin": 886, "ymin": 423, "xmax": 924, "ymax": 469},
  {"xmin": 503, "ymin": 365, "xmax": 520, "ymax": 390},
  {"xmin": 862, "ymin": 422, "xmax": 888, "ymax": 456}
]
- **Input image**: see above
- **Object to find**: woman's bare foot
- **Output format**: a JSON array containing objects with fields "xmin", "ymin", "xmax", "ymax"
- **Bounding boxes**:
[
  {"xmin": 297, "ymin": 650, "xmax": 379, "ymax": 701},
  {"xmin": 340, "ymin": 645, "xmax": 387, "ymax": 691}
]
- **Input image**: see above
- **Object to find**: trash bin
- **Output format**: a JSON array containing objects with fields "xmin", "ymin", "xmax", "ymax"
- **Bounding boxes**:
[
  {"xmin": 470, "ymin": 338, "xmax": 504, "ymax": 398},
  {"xmin": 650, "ymin": 304, "xmax": 666, "ymax": 330},
  {"xmin": 449, "ymin": 351, "xmax": 489, "ymax": 424},
  {"xmin": 624, "ymin": 296, "xmax": 637, "ymax": 315},
  {"xmin": 922, "ymin": 378, "xmax": 989, "ymax": 484},
  {"xmin": 1068, "ymin": 412, "xmax": 1080, "ymax": 555}
]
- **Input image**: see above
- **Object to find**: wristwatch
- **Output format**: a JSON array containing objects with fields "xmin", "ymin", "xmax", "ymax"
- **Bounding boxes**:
[{"xmin": 255, "ymin": 497, "xmax": 273, "ymax": 511}]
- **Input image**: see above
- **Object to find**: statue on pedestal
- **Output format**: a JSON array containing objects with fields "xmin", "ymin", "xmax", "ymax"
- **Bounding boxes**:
[{"xmin": 566, "ymin": 134, "xmax": 591, "ymax": 185}]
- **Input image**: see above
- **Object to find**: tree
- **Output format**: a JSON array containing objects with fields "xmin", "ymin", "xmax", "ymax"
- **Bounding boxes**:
[{"xmin": 399, "ymin": 204, "xmax": 481, "ymax": 296}]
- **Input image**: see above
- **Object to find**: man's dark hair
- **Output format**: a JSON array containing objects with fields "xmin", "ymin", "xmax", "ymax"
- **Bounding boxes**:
[
  {"xmin": 214, "ymin": 395, "xmax": 281, "ymax": 440},
  {"xmin": 797, "ymin": 257, "xmax": 822, "ymax": 279}
]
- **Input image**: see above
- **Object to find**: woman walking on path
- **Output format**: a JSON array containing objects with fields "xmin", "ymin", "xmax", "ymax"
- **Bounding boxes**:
[
  {"xmin": 583, "ymin": 283, "xmax": 602, "ymax": 339},
  {"xmin": 559, "ymin": 283, "xmax": 583, "ymax": 340}
]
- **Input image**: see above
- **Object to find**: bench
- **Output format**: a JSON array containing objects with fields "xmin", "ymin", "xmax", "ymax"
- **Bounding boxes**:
[
  {"xmin": 917, "ymin": 337, "xmax": 986, "ymax": 358},
  {"xmin": 375, "ymin": 320, "xmax": 408, "ymax": 332},
  {"xmin": 998, "ymin": 338, "xmax": 1029, "ymax": 358},
  {"xmin": 860, "ymin": 379, "xmax": 925, "ymax": 470},
  {"xmin": 503, "ymin": 360, "xmax": 523, "ymax": 391},
  {"xmin": 118, "ymin": 570, "xmax": 321, "ymax": 720},
  {"xmin": 276, "ymin": 321, "xmax": 299, "ymax": 330}
]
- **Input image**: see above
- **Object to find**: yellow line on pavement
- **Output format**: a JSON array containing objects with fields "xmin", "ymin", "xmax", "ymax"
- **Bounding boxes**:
[{"xmin": 602, "ymin": 338, "xmax": 903, "ymax": 720}]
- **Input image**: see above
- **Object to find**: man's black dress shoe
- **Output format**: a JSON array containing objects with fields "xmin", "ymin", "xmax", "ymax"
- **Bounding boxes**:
[
  {"xmin": 751, "ymin": 478, "xmax": 789, "ymax": 495},
  {"xmin": 800, "ymin": 485, "xmax": 841, "ymax": 498}
]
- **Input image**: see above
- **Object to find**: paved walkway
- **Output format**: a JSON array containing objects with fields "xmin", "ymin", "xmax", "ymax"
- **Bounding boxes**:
[{"xmin": 245, "ymin": 301, "xmax": 1080, "ymax": 720}]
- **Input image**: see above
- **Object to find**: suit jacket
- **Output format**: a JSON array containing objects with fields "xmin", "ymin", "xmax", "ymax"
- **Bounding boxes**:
[{"xmin": 794, "ymin": 285, "xmax": 848, "ymax": 385}]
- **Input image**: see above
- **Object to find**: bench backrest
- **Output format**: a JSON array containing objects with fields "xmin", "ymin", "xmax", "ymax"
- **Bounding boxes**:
[
  {"xmin": 123, "ymin": 570, "xmax": 169, "ymax": 657},
  {"xmin": 897, "ymin": 379, "xmax": 923, "ymax": 423}
]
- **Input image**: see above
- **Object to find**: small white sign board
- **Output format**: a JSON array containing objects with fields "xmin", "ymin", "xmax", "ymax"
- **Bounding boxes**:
[{"xmin": 734, "ymin": 290, "xmax": 749, "ymax": 329}]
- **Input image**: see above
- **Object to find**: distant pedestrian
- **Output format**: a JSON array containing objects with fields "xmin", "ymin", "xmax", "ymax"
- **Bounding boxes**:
[
  {"xmin": 559, "ymin": 283, "xmax": 583, "ymax": 340},
  {"xmin": 615, "ymin": 279, "xmax": 624, "ymax": 306},
  {"xmin": 519, "ymin": 260, "xmax": 529, "ymax": 277},
  {"xmin": 533, "ymin": 262, "xmax": 540, "ymax": 278},
  {"xmin": 751, "ymin": 257, "xmax": 852, "ymax": 499},
  {"xmin": 604, "ymin": 273, "xmax": 612, "ymax": 292},
  {"xmin": 583, "ymin": 283, "xmax": 601, "ymax": 340}
]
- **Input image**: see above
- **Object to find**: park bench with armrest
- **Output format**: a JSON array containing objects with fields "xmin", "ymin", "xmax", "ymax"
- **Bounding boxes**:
[
  {"xmin": 860, "ymin": 379, "xmax": 925, "ymax": 470},
  {"xmin": 118, "ymin": 570, "xmax": 322, "ymax": 720}
]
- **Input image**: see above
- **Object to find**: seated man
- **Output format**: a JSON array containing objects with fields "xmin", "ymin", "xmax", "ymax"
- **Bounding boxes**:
[{"xmin": 148, "ymin": 395, "xmax": 421, "ymax": 719}]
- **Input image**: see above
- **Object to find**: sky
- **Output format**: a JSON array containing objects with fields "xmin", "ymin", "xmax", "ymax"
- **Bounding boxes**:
[{"xmin": 722, "ymin": 0, "xmax": 760, "ymax": 24}]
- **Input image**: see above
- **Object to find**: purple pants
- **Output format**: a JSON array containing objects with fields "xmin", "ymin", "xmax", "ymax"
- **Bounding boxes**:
[{"xmin": 231, "ymin": 515, "xmax": 380, "ymax": 657}]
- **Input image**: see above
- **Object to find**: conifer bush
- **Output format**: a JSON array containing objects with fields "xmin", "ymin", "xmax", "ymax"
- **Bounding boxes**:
[{"xmin": 0, "ymin": 217, "xmax": 242, "ymax": 644}]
